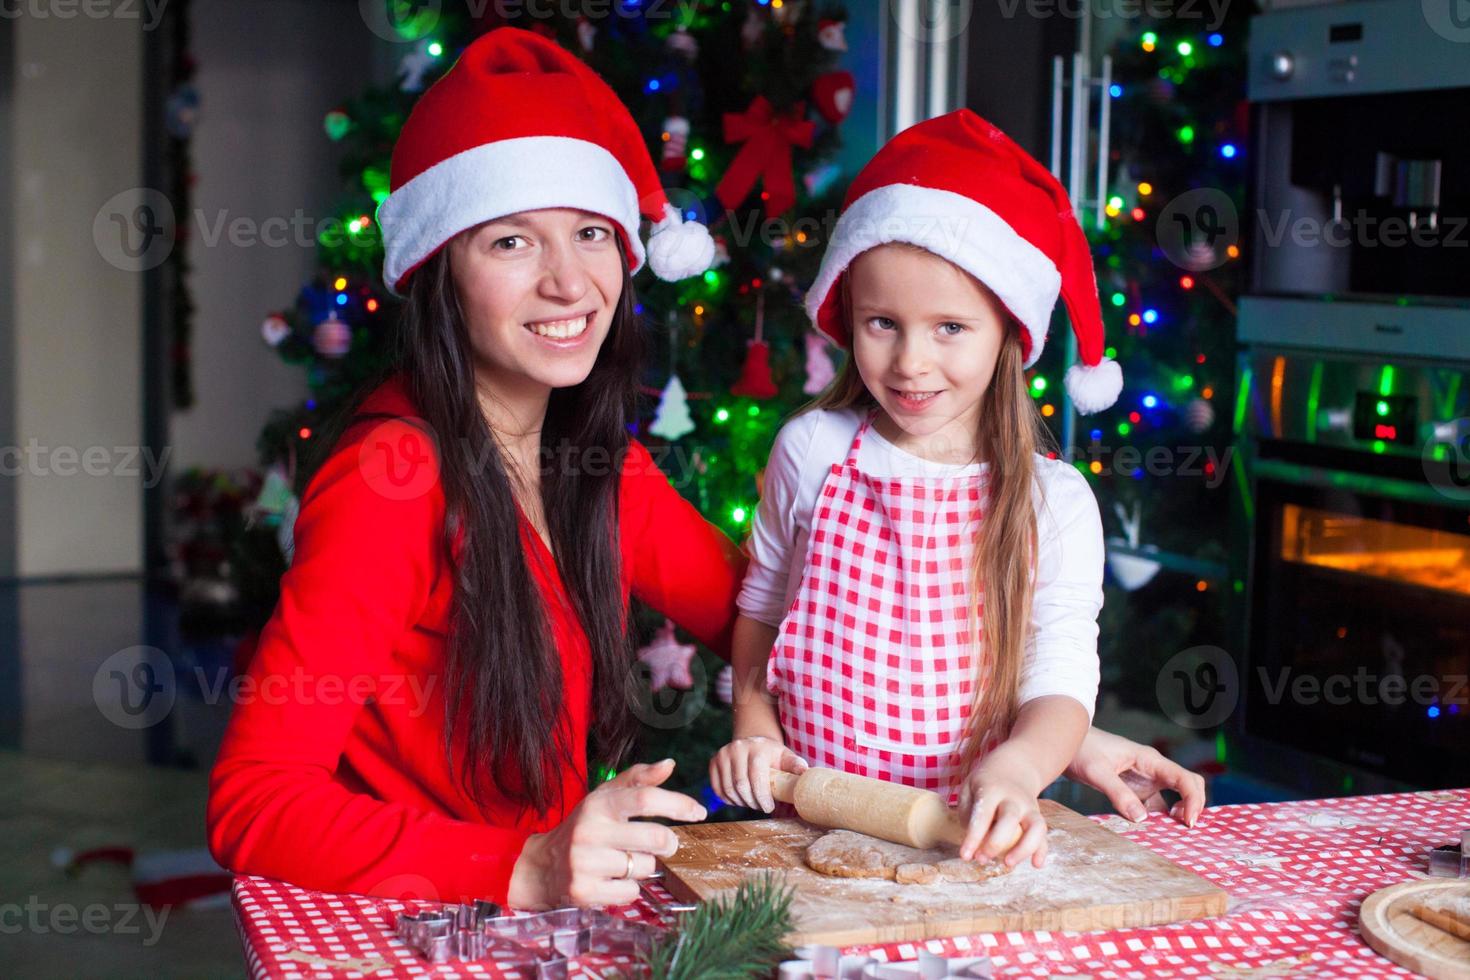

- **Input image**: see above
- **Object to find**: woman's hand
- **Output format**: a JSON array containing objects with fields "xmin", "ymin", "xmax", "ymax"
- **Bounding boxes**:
[
  {"xmin": 507, "ymin": 759, "xmax": 706, "ymax": 909},
  {"xmin": 709, "ymin": 735, "xmax": 807, "ymax": 812},
  {"xmin": 1064, "ymin": 726, "xmax": 1206, "ymax": 827},
  {"xmin": 957, "ymin": 748, "xmax": 1049, "ymax": 869}
]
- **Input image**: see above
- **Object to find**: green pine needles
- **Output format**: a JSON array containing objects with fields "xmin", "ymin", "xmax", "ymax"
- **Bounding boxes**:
[{"xmin": 640, "ymin": 873, "xmax": 796, "ymax": 980}]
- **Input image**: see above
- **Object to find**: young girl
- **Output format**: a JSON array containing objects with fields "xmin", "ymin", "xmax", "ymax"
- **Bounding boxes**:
[{"xmin": 711, "ymin": 109, "xmax": 1125, "ymax": 871}]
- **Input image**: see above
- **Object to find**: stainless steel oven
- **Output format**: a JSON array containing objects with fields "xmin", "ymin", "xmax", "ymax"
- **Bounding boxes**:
[
  {"xmin": 1230, "ymin": 2, "xmax": 1470, "ymax": 794},
  {"xmin": 1233, "ymin": 352, "xmax": 1470, "ymax": 792}
]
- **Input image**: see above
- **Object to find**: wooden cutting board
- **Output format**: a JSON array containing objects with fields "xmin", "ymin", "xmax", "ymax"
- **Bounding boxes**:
[
  {"xmin": 658, "ymin": 800, "xmax": 1227, "ymax": 947},
  {"xmin": 1359, "ymin": 879, "xmax": 1470, "ymax": 980}
]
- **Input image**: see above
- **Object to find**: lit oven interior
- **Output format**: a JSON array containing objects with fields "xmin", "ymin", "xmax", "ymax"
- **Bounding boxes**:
[
  {"xmin": 1279, "ymin": 504, "xmax": 1470, "ymax": 597},
  {"xmin": 1246, "ymin": 480, "xmax": 1470, "ymax": 786}
]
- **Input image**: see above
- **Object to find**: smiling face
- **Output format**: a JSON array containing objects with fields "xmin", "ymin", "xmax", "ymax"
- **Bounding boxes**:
[
  {"xmin": 846, "ymin": 243, "xmax": 1010, "ymax": 464},
  {"xmin": 447, "ymin": 207, "xmax": 625, "ymax": 405}
]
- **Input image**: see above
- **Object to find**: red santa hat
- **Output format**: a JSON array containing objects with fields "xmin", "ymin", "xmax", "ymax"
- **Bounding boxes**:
[
  {"xmin": 377, "ymin": 27, "xmax": 715, "ymax": 296},
  {"xmin": 806, "ymin": 109, "xmax": 1122, "ymax": 414},
  {"xmin": 53, "ymin": 845, "xmax": 232, "ymax": 910}
]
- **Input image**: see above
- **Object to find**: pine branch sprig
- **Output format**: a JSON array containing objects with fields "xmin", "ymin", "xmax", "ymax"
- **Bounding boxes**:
[{"xmin": 641, "ymin": 873, "xmax": 796, "ymax": 980}]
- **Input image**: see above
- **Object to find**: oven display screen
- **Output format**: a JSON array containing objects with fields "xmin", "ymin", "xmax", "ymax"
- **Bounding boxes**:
[{"xmin": 1352, "ymin": 392, "xmax": 1416, "ymax": 445}]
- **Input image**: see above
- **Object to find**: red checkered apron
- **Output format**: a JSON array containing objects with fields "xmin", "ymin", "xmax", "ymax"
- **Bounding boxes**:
[{"xmin": 768, "ymin": 412, "xmax": 989, "ymax": 795}]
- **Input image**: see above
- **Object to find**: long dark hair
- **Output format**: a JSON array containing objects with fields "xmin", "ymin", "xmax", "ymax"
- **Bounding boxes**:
[{"xmin": 329, "ymin": 240, "xmax": 645, "ymax": 816}]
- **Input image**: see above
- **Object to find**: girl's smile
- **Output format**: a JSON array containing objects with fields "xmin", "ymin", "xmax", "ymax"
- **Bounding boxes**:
[{"xmin": 888, "ymin": 387, "xmax": 944, "ymax": 413}]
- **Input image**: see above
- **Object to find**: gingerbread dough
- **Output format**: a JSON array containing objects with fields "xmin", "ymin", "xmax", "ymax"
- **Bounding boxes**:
[{"xmin": 805, "ymin": 830, "xmax": 1014, "ymax": 885}]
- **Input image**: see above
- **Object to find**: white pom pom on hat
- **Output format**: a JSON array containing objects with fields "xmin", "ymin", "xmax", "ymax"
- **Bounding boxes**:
[
  {"xmin": 646, "ymin": 203, "xmax": 717, "ymax": 282},
  {"xmin": 804, "ymin": 109, "xmax": 1122, "ymax": 415},
  {"xmin": 1065, "ymin": 357, "xmax": 1124, "ymax": 415},
  {"xmin": 377, "ymin": 27, "xmax": 715, "ymax": 296}
]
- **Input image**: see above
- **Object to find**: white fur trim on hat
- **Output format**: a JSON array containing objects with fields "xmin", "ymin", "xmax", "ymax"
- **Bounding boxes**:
[
  {"xmin": 646, "ymin": 203, "xmax": 716, "ymax": 282},
  {"xmin": 1064, "ymin": 356, "xmax": 1123, "ymax": 414},
  {"xmin": 378, "ymin": 135, "xmax": 644, "ymax": 295},
  {"xmin": 805, "ymin": 183, "xmax": 1062, "ymax": 366}
]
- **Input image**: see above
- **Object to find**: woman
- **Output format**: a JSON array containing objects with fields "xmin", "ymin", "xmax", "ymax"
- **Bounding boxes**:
[{"xmin": 207, "ymin": 27, "xmax": 1203, "ymax": 912}]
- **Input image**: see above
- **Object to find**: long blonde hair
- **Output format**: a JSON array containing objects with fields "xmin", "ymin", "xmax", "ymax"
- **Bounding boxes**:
[{"xmin": 805, "ymin": 253, "xmax": 1054, "ymax": 784}]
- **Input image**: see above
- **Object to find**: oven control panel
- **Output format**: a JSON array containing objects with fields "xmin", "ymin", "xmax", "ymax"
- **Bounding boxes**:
[
  {"xmin": 1237, "ymin": 347, "xmax": 1469, "ymax": 463},
  {"xmin": 1249, "ymin": 0, "xmax": 1470, "ymax": 101}
]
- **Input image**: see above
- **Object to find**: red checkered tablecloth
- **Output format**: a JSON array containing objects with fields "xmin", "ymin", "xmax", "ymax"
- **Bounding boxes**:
[{"xmin": 230, "ymin": 787, "xmax": 1470, "ymax": 978}]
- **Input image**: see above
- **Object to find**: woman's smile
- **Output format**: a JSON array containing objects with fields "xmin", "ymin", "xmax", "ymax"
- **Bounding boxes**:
[{"xmin": 524, "ymin": 310, "xmax": 596, "ymax": 347}]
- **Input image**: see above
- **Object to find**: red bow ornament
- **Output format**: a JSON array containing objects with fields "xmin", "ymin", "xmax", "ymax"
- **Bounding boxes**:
[{"xmin": 715, "ymin": 96, "xmax": 816, "ymax": 219}]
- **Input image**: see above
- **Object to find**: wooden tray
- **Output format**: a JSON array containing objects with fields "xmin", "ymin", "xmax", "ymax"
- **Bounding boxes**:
[
  {"xmin": 1360, "ymin": 879, "xmax": 1470, "ymax": 980},
  {"xmin": 657, "ymin": 800, "xmax": 1228, "ymax": 947}
]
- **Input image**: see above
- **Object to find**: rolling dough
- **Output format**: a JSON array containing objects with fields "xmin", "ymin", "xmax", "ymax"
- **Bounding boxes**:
[{"xmin": 805, "ymin": 830, "xmax": 1014, "ymax": 885}]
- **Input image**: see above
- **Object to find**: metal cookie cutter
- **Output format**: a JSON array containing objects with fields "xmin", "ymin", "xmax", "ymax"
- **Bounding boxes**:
[
  {"xmin": 778, "ymin": 944, "xmax": 875, "ymax": 980},
  {"xmin": 1427, "ymin": 828, "xmax": 1470, "ymax": 878},
  {"xmin": 483, "ymin": 906, "xmax": 663, "ymax": 958},
  {"xmin": 397, "ymin": 902, "xmax": 564, "ymax": 973},
  {"xmin": 780, "ymin": 946, "xmax": 994, "ymax": 980},
  {"xmin": 396, "ymin": 901, "xmax": 666, "ymax": 974}
]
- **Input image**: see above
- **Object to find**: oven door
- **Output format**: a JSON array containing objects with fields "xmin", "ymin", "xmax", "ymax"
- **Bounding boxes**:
[{"xmin": 1245, "ymin": 445, "xmax": 1470, "ymax": 788}]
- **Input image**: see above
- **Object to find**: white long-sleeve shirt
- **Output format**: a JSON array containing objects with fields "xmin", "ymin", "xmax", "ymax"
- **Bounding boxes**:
[{"xmin": 736, "ymin": 406, "xmax": 1103, "ymax": 720}]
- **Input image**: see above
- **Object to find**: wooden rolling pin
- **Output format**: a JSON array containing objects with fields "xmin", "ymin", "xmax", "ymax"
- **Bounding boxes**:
[{"xmin": 769, "ymin": 767, "xmax": 1023, "ymax": 854}]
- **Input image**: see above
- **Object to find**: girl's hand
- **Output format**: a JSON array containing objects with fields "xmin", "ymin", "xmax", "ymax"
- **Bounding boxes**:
[
  {"xmin": 507, "ymin": 759, "xmax": 706, "ymax": 909},
  {"xmin": 709, "ymin": 735, "xmax": 808, "ymax": 812},
  {"xmin": 1065, "ymin": 726, "xmax": 1206, "ymax": 827},
  {"xmin": 957, "ymin": 751, "xmax": 1049, "ymax": 869}
]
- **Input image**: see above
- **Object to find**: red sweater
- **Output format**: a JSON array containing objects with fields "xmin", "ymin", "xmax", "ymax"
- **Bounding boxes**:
[{"xmin": 207, "ymin": 375, "xmax": 745, "ymax": 905}]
